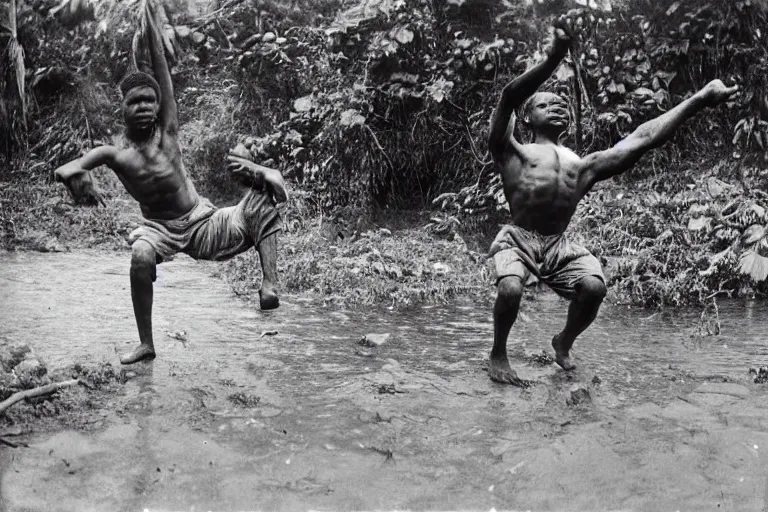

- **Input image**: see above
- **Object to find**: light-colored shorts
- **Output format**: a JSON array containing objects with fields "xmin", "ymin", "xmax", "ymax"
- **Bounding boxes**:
[
  {"xmin": 128, "ymin": 189, "xmax": 281, "ymax": 263},
  {"xmin": 489, "ymin": 224, "xmax": 604, "ymax": 299}
]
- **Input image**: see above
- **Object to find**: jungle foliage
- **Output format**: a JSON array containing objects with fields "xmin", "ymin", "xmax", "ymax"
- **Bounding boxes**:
[{"xmin": 2, "ymin": 0, "xmax": 768, "ymax": 307}]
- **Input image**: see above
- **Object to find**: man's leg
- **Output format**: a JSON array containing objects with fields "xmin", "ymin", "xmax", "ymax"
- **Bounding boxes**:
[
  {"xmin": 238, "ymin": 188, "xmax": 282, "ymax": 310},
  {"xmin": 188, "ymin": 190, "xmax": 282, "ymax": 310},
  {"xmin": 551, "ymin": 275, "xmax": 606, "ymax": 370},
  {"xmin": 490, "ymin": 276, "xmax": 528, "ymax": 386},
  {"xmin": 257, "ymin": 232, "xmax": 279, "ymax": 310},
  {"xmin": 122, "ymin": 240, "xmax": 158, "ymax": 364}
]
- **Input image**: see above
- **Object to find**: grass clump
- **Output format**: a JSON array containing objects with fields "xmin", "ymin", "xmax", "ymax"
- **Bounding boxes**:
[{"xmin": 222, "ymin": 191, "xmax": 494, "ymax": 309}]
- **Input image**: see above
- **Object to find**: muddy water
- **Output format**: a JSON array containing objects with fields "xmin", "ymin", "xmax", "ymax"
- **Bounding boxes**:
[{"xmin": 2, "ymin": 250, "xmax": 768, "ymax": 511}]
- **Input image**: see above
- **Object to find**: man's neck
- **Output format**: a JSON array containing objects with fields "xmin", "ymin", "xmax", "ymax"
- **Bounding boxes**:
[
  {"xmin": 533, "ymin": 128, "xmax": 564, "ymax": 146},
  {"xmin": 125, "ymin": 125, "xmax": 157, "ymax": 146}
]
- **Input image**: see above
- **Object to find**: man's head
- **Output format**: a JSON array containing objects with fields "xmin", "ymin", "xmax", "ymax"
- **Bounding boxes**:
[
  {"xmin": 521, "ymin": 91, "xmax": 570, "ymax": 135},
  {"xmin": 119, "ymin": 72, "xmax": 161, "ymax": 131}
]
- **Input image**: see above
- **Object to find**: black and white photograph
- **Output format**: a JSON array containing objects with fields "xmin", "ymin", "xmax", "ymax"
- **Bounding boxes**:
[{"xmin": 1, "ymin": 0, "xmax": 767, "ymax": 510}]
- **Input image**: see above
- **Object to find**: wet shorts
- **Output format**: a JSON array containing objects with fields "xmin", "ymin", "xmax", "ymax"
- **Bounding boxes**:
[
  {"xmin": 488, "ymin": 224, "xmax": 604, "ymax": 299},
  {"xmin": 128, "ymin": 189, "xmax": 282, "ymax": 263}
]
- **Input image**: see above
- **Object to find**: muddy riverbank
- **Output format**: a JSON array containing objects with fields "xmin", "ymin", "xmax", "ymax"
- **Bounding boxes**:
[{"xmin": 2, "ymin": 250, "xmax": 768, "ymax": 511}]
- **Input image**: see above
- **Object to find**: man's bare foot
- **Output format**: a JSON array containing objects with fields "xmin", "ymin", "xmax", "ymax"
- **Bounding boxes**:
[
  {"xmin": 551, "ymin": 334, "xmax": 575, "ymax": 371},
  {"xmin": 488, "ymin": 357, "xmax": 529, "ymax": 387},
  {"xmin": 259, "ymin": 283, "xmax": 280, "ymax": 310},
  {"xmin": 120, "ymin": 344, "xmax": 156, "ymax": 365}
]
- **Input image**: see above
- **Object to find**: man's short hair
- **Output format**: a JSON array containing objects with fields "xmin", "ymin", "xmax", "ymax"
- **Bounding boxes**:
[{"xmin": 119, "ymin": 71, "xmax": 161, "ymax": 100}]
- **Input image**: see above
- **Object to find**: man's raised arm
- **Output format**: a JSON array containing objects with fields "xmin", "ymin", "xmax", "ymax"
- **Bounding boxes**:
[
  {"xmin": 580, "ymin": 79, "xmax": 738, "ymax": 188},
  {"xmin": 144, "ymin": 0, "xmax": 177, "ymax": 134},
  {"xmin": 488, "ymin": 27, "xmax": 571, "ymax": 163}
]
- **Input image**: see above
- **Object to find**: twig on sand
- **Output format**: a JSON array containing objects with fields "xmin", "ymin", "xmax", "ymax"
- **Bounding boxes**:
[
  {"xmin": 0, "ymin": 437, "xmax": 28, "ymax": 448},
  {"xmin": 0, "ymin": 379, "xmax": 83, "ymax": 416}
]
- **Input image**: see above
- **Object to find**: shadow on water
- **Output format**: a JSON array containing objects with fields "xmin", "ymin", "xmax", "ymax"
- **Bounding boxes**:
[{"xmin": 2, "ymin": 250, "xmax": 768, "ymax": 511}]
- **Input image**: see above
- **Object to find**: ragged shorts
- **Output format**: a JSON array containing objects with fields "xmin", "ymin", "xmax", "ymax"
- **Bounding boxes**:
[
  {"xmin": 128, "ymin": 189, "xmax": 282, "ymax": 263},
  {"xmin": 489, "ymin": 224, "xmax": 604, "ymax": 299}
]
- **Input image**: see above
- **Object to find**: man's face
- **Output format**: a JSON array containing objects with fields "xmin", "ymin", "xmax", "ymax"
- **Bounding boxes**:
[
  {"xmin": 122, "ymin": 86, "xmax": 160, "ymax": 130},
  {"xmin": 526, "ymin": 92, "xmax": 570, "ymax": 133}
]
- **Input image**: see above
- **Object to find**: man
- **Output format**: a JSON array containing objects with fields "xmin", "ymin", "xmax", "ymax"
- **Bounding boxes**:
[
  {"xmin": 54, "ymin": 1, "xmax": 287, "ymax": 365},
  {"xmin": 486, "ymin": 24, "xmax": 737, "ymax": 386}
]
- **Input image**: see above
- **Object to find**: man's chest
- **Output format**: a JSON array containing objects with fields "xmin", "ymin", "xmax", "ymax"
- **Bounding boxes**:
[
  {"xmin": 114, "ymin": 136, "xmax": 181, "ymax": 178},
  {"xmin": 506, "ymin": 145, "xmax": 584, "ymax": 193}
]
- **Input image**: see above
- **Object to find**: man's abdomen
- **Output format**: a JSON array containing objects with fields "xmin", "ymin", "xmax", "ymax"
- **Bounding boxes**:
[{"xmin": 505, "ymin": 183, "xmax": 578, "ymax": 236}]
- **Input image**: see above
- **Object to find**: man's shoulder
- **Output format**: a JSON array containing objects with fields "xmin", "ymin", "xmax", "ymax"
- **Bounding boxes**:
[
  {"xmin": 503, "ymin": 142, "xmax": 556, "ymax": 165},
  {"xmin": 157, "ymin": 127, "xmax": 181, "ymax": 152}
]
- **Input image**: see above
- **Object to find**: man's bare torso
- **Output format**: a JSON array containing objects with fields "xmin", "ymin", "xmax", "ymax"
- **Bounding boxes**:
[
  {"xmin": 499, "ymin": 141, "xmax": 589, "ymax": 236},
  {"xmin": 111, "ymin": 130, "xmax": 199, "ymax": 220}
]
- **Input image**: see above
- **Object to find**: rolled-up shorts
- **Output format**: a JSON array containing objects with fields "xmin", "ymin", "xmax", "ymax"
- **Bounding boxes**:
[
  {"xmin": 489, "ymin": 224, "xmax": 604, "ymax": 300},
  {"xmin": 128, "ymin": 189, "xmax": 282, "ymax": 263}
]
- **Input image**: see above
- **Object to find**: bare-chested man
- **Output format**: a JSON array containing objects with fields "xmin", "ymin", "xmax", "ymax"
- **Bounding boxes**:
[
  {"xmin": 54, "ymin": 1, "xmax": 287, "ymax": 364},
  {"xmin": 486, "ymin": 24, "xmax": 738, "ymax": 385}
]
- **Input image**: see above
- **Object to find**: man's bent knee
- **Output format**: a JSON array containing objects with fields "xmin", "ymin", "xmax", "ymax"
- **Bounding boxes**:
[
  {"xmin": 577, "ymin": 275, "xmax": 606, "ymax": 303},
  {"xmin": 497, "ymin": 276, "xmax": 524, "ymax": 304},
  {"xmin": 131, "ymin": 241, "xmax": 157, "ymax": 282}
]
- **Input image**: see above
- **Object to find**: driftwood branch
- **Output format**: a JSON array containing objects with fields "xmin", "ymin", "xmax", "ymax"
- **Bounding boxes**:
[
  {"xmin": 0, "ymin": 379, "xmax": 83, "ymax": 416},
  {"xmin": 0, "ymin": 437, "xmax": 28, "ymax": 448}
]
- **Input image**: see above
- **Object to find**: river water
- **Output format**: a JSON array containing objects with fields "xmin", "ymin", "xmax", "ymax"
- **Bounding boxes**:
[{"xmin": 1, "ymin": 250, "xmax": 768, "ymax": 511}]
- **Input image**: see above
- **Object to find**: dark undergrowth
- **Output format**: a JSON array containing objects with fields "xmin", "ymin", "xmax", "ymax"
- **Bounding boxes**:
[{"xmin": 3, "ymin": 0, "xmax": 768, "ymax": 313}]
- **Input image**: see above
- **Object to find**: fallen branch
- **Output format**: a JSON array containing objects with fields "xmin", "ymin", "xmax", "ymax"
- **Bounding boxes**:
[
  {"xmin": 0, "ymin": 379, "xmax": 82, "ymax": 416},
  {"xmin": 0, "ymin": 437, "xmax": 28, "ymax": 448}
]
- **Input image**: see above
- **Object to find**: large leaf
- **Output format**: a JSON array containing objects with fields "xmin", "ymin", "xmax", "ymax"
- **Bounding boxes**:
[
  {"xmin": 390, "ymin": 26, "xmax": 413, "ymax": 45},
  {"xmin": 425, "ymin": 78, "xmax": 453, "ymax": 103},
  {"xmin": 555, "ymin": 63, "xmax": 574, "ymax": 83},
  {"xmin": 687, "ymin": 216, "xmax": 711, "ymax": 232},
  {"xmin": 739, "ymin": 249, "xmax": 768, "ymax": 282},
  {"xmin": 742, "ymin": 224, "xmax": 766, "ymax": 246},
  {"xmin": 293, "ymin": 95, "xmax": 317, "ymax": 113},
  {"xmin": 339, "ymin": 109, "xmax": 366, "ymax": 127}
]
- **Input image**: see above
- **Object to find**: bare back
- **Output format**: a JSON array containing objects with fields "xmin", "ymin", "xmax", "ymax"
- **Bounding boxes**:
[{"xmin": 498, "ymin": 140, "xmax": 590, "ymax": 236}]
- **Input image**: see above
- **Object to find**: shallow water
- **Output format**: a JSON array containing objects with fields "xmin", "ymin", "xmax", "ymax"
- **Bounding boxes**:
[{"xmin": 2, "ymin": 250, "xmax": 768, "ymax": 511}]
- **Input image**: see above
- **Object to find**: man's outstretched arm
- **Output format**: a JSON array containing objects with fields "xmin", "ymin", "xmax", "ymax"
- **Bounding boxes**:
[
  {"xmin": 144, "ymin": 0, "xmax": 177, "ymax": 134},
  {"xmin": 53, "ymin": 146, "xmax": 118, "ymax": 206},
  {"xmin": 580, "ymin": 79, "xmax": 739, "ymax": 188},
  {"xmin": 488, "ymin": 27, "xmax": 571, "ymax": 163}
]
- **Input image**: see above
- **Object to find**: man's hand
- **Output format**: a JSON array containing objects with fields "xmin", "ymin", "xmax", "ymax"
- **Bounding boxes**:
[
  {"xmin": 550, "ymin": 18, "xmax": 575, "ymax": 57},
  {"xmin": 701, "ymin": 79, "xmax": 739, "ymax": 107},
  {"xmin": 62, "ymin": 173, "xmax": 106, "ymax": 207},
  {"xmin": 227, "ymin": 154, "xmax": 288, "ymax": 203},
  {"xmin": 227, "ymin": 154, "xmax": 266, "ymax": 189}
]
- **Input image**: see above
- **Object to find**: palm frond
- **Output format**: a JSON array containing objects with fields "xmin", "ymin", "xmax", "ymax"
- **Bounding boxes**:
[
  {"xmin": 9, "ymin": 38, "xmax": 25, "ymax": 126},
  {"xmin": 739, "ymin": 249, "xmax": 768, "ymax": 282},
  {"xmin": 8, "ymin": 0, "xmax": 16, "ymax": 35},
  {"xmin": 2, "ymin": 0, "xmax": 25, "ymax": 129}
]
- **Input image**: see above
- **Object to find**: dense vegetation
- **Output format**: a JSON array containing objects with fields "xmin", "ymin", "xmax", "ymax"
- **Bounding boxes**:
[{"xmin": 2, "ymin": 0, "xmax": 768, "ymax": 309}]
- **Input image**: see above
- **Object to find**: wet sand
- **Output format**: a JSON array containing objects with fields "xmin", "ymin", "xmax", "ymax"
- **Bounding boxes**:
[{"xmin": 2, "ymin": 250, "xmax": 768, "ymax": 511}]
